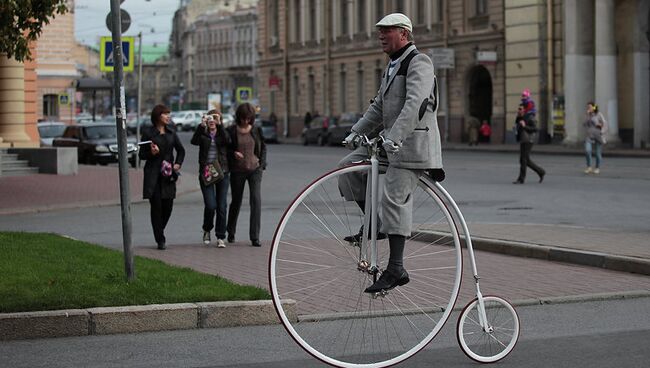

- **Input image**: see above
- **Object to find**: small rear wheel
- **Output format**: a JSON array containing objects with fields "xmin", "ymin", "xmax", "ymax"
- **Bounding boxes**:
[{"xmin": 457, "ymin": 296, "xmax": 520, "ymax": 363}]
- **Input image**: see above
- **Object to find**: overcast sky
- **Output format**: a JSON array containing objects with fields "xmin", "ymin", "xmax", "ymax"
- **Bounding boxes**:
[{"xmin": 75, "ymin": 0, "xmax": 180, "ymax": 47}]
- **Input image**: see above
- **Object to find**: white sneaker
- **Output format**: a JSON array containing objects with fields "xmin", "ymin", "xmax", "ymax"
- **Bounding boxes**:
[
  {"xmin": 593, "ymin": 168, "xmax": 600, "ymax": 174},
  {"xmin": 202, "ymin": 231, "xmax": 211, "ymax": 245},
  {"xmin": 584, "ymin": 167, "xmax": 593, "ymax": 174},
  {"xmin": 216, "ymin": 238, "xmax": 226, "ymax": 248}
]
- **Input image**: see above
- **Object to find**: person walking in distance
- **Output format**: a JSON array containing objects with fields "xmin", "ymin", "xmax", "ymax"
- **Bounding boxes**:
[
  {"xmin": 513, "ymin": 104, "xmax": 545, "ymax": 184},
  {"xmin": 339, "ymin": 13, "xmax": 443, "ymax": 293},
  {"xmin": 226, "ymin": 103, "xmax": 267, "ymax": 247},
  {"xmin": 139, "ymin": 104, "xmax": 185, "ymax": 250},
  {"xmin": 191, "ymin": 110, "xmax": 231, "ymax": 248},
  {"xmin": 583, "ymin": 101, "xmax": 608, "ymax": 174}
]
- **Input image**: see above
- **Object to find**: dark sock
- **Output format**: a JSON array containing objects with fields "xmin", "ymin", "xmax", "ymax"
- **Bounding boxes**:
[{"xmin": 387, "ymin": 234, "xmax": 405, "ymax": 271}]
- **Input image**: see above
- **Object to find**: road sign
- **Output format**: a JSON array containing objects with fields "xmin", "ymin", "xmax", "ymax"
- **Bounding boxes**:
[
  {"xmin": 106, "ymin": 9, "xmax": 131, "ymax": 33},
  {"xmin": 58, "ymin": 93, "xmax": 70, "ymax": 105},
  {"xmin": 429, "ymin": 48, "xmax": 455, "ymax": 69},
  {"xmin": 236, "ymin": 87, "xmax": 253, "ymax": 104},
  {"xmin": 100, "ymin": 36, "xmax": 135, "ymax": 72}
]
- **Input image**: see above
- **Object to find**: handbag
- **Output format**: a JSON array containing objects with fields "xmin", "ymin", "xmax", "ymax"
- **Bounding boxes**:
[{"xmin": 201, "ymin": 160, "xmax": 224, "ymax": 186}]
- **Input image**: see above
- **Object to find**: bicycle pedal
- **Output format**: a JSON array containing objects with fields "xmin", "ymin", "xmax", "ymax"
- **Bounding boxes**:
[{"xmin": 370, "ymin": 290, "xmax": 389, "ymax": 299}]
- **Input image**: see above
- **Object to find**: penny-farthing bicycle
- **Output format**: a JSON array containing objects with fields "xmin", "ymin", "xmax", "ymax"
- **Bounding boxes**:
[{"xmin": 269, "ymin": 135, "xmax": 520, "ymax": 367}]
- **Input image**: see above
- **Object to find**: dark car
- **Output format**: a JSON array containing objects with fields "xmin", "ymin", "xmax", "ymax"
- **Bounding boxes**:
[
  {"xmin": 256, "ymin": 119, "xmax": 278, "ymax": 143},
  {"xmin": 302, "ymin": 116, "xmax": 336, "ymax": 146},
  {"xmin": 326, "ymin": 113, "xmax": 362, "ymax": 146},
  {"xmin": 126, "ymin": 116, "xmax": 153, "ymax": 135},
  {"xmin": 53, "ymin": 123, "xmax": 138, "ymax": 167}
]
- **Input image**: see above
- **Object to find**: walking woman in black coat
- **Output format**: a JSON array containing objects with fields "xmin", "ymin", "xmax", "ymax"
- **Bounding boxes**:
[
  {"xmin": 139, "ymin": 104, "xmax": 185, "ymax": 249},
  {"xmin": 226, "ymin": 103, "xmax": 266, "ymax": 247}
]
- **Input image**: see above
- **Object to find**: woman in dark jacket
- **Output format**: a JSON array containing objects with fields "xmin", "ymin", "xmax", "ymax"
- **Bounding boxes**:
[
  {"xmin": 226, "ymin": 103, "xmax": 266, "ymax": 247},
  {"xmin": 191, "ymin": 109, "xmax": 231, "ymax": 247},
  {"xmin": 139, "ymin": 104, "xmax": 185, "ymax": 249},
  {"xmin": 513, "ymin": 104, "xmax": 545, "ymax": 184}
]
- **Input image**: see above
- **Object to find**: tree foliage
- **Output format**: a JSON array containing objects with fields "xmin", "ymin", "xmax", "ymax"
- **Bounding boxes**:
[{"xmin": 0, "ymin": 0, "xmax": 68, "ymax": 62}]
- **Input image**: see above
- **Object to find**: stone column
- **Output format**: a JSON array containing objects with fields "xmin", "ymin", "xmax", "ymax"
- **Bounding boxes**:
[
  {"xmin": 0, "ymin": 55, "xmax": 37, "ymax": 148},
  {"xmin": 563, "ymin": 0, "xmax": 594, "ymax": 145},
  {"xmin": 594, "ymin": 0, "xmax": 620, "ymax": 144}
]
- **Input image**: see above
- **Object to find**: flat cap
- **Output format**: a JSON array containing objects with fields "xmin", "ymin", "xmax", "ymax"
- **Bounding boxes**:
[{"xmin": 375, "ymin": 13, "xmax": 413, "ymax": 33}]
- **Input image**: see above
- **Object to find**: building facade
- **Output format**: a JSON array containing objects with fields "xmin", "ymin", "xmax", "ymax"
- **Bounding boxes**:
[
  {"xmin": 257, "ymin": 0, "xmax": 508, "ymax": 140},
  {"xmin": 256, "ymin": 0, "xmax": 649, "ymax": 147},
  {"xmin": 170, "ymin": 0, "xmax": 258, "ymax": 110},
  {"xmin": 36, "ymin": 0, "xmax": 79, "ymax": 124}
]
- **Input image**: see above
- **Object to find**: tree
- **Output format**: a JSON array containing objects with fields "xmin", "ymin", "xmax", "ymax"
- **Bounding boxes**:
[{"xmin": 0, "ymin": 0, "xmax": 68, "ymax": 62}]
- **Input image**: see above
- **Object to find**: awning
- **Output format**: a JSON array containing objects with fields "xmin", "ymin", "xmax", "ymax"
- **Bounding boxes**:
[{"xmin": 75, "ymin": 78, "xmax": 112, "ymax": 91}]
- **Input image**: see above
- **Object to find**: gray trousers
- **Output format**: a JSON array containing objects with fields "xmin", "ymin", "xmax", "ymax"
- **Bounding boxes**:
[{"xmin": 338, "ymin": 148, "xmax": 422, "ymax": 236}]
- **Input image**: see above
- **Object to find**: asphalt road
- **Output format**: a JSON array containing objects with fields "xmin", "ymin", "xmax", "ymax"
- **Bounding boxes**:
[
  {"xmin": 0, "ymin": 133, "xmax": 649, "ymax": 248},
  {"xmin": 1, "ymin": 296, "xmax": 649, "ymax": 367}
]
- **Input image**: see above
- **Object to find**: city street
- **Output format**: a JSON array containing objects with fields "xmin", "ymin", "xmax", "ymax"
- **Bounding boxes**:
[
  {"xmin": 1, "ymin": 296, "xmax": 649, "ymax": 367},
  {"xmin": 1, "ymin": 132, "xmax": 649, "ymax": 248}
]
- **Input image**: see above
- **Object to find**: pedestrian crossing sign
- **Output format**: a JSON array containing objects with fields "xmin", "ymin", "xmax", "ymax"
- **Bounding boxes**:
[{"xmin": 100, "ymin": 36, "xmax": 135, "ymax": 72}]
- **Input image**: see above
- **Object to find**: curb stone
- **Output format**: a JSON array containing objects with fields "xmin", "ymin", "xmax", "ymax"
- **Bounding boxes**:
[
  {"xmin": 3, "ymin": 293, "xmax": 649, "ymax": 341},
  {"xmin": 421, "ymin": 231, "xmax": 650, "ymax": 276},
  {"xmin": 0, "ymin": 300, "xmax": 295, "ymax": 341}
]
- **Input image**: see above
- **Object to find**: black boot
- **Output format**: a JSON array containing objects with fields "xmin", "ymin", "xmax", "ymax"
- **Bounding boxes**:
[
  {"xmin": 364, "ymin": 268, "xmax": 410, "ymax": 293},
  {"xmin": 344, "ymin": 224, "xmax": 387, "ymax": 243}
]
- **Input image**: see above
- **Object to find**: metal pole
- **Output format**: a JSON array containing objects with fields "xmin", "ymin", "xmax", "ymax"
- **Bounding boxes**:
[
  {"xmin": 110, "ymin": 0, "xmax": 135, "ymax": 281},
  {"xmin": 136, "ymin": 32, "xmax": 143, "ymax": 168},
  {"xmin": 282, "ymin": 0, "xmax": 289, "ymax": 137}
]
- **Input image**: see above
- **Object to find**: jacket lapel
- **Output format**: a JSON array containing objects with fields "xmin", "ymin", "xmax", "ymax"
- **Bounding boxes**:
[{"xmin": 383, "ymin": 44, "xmax": 416, "ymax": 96}]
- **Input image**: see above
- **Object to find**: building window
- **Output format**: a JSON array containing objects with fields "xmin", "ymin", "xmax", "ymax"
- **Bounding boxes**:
[
  {"xmin": 356, "ymin": 0, "xmax": 366, "ymax": 33},
  {"xmin": 340, "ymin": 0, "xmax": 349, "ymax": 37},
  {"xmin": 356, "ymin": 63, "xmax": 364, "ymax": 112},
  {"xmin": 294, "ymin": 0, "xmax": 301, "ymax": 43},
  {"xmin": 309, "ymin": 0, "xmax": 317, "ymax": 40},
  {"xmin": 308, "ymin": 69, "xmax": 315, "ymax": 113},
  {"xmin": 43, "ymin": 94, "xmax": 59, "ymax": 118},
  {"xmin": 416, "ymin": 0, "xmax": 426, "ymax": 25},
  {"xmin": 339, "ymin": 65, "xmax": 347, "ymax": 113},
  {"xmin": 433, "ymin": 0, "xmax": 443, "ymax": 23},
  {"xmin": 268, "ymin": 0, "xmax": 279, "ymax": 47},
  {"xmin": 470, "ymin": 0, "xmax": 487, "ymax": 16},
  {"xmin": 375, "ymin": 60, "xmax": 383, "ymax": 92},
  {"xmin": 292, "ymin": 72, "xmax": 299, "ymax": 114},
  {"xmin": 395, "ymin": 0, "xmax": 405, "ymax": 13},
  {"xmin": 375, "ymin": 0, "xmax": 385, "ymax": 22}
]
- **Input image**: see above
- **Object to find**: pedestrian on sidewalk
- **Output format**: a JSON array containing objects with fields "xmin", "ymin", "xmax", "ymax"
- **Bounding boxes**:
[
  {"xmin": 513, "ymin": 104, "xmax": 545, "ymax": 184},
  {"xmin": 192, "ymin": 109, "xmax": 231, "ymax": 248},
  {"xmin": 583, "ymin": 101, "xmax": 608, "ymax": 175},
  {"xmin": 479, "ymin": 120, "xmax": 491, "ymax": 143},
  {"xmin": 466, "ymin": 116, "xmax": 480, "ymax": 146},
  {"xmin": 139, "ymin": 104, "xmax": 186, "ymax": 250},
  {"xmin": 226, "ymin": 102, "xmax": 267, "ymax": 247}
]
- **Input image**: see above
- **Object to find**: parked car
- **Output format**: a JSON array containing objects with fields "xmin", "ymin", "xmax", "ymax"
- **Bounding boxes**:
[
  {"xmin": 37, "ymin": 121, "xmax": 67, "ymax": 147},
  {"xmin": 171, "ymin": 110, "xmax": 203, "ymax": 131},
  {"xmin": 255, "ymin": 119, "xmax": 278, "ymax": 143},
  {"xmin": 326, "ymin": 113, "xmax": 362, "ymax": 146},
  {"xmin": 126, "ymin": 116, "xmax": 153, "ymax": 135},
  {"xmin": 302, "ymin": 116, "xmax": 336, "ymax": 146},
  {"xmin": 53, "ymin": 123, "xmax": 138, "ymax": 167},
  {"xmin": 75, "ymin": 113, "xmax": 93, "ymax": 124},
  {"xmin": 221, "ymin": 112, "xmax": 234, "ymax": 127}
]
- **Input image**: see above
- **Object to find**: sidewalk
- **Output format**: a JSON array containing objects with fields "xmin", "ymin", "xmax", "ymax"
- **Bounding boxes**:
[
  {"xmin": 1, "ymin": 159, "xmax": 649, "ymax": 341},
  {"xmin": 278, "ymin": 135, "xmax": 650, "ymax": 158}
]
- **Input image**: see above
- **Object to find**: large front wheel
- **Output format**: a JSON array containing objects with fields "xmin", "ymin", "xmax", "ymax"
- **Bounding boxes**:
[
  {"xmin": 269, "ymin": 164, "xmax": 463, "ymax": 367},
  {"xmin": 457, "ymin": 296, "xmax": 520, "ymax": 363}
]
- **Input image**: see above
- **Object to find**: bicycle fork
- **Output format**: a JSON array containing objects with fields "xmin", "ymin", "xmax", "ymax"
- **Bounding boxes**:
[
  {"xmin": 435, "ymin": 182, "xmax": 492, "ymax": 333},
  {"xmin": 359, "ymin": 154, "xmax": 380, "ymax": 280}
]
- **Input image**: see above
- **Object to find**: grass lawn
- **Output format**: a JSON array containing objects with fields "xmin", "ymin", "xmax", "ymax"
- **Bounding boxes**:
[{"xmin": 0, "ymin": 232, "xmax": 270, "ymax": 313}]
